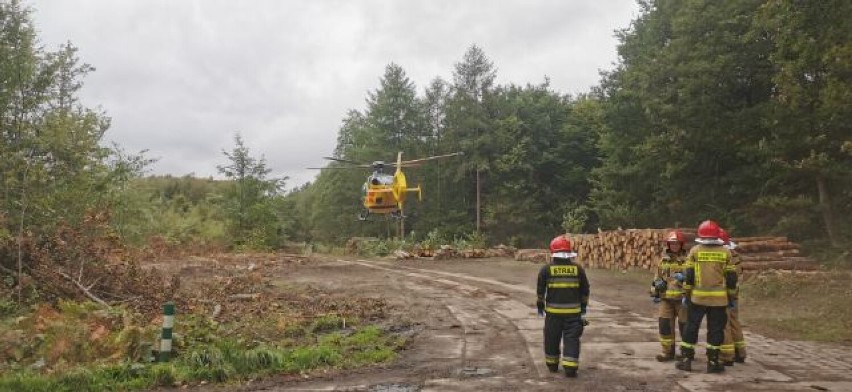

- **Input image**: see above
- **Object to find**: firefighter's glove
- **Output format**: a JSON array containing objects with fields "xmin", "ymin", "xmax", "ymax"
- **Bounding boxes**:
[
  {"xmin": 652, "ymin": 297, "xmax": 661, "ymax": 304},
  {"xmin": 536, "ymin": 300, "xmax": 545, "ymax": 317},
  {"xmin": 653, "ymin": 278, "xmax": 667, "ymax": 291},
  {"xmin": 728, "ymin": 300, "xmax": 737, "ymax": 309},
  {"xmin": 673, "ymin": 272, "xmax": 685, "ymax": 282},
  {"xmin": 681, "ymin": 296, "xmax": 690, "ymax": 307},
  {"xmin": 580, "ymin": 303, "xmax": 588, "ymax": 315}
]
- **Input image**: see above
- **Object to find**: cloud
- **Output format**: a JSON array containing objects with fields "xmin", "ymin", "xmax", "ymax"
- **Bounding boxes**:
[{"xmin": 29, "ymin": 0, "xmax": 638, "ymax": 189}]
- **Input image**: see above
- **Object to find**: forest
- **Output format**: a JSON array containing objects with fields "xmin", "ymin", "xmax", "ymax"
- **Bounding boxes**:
[
  {"xmin": 290, "ymin": 0, "xmax": 851, "ymax": 252},
  {"xmin": 1, "ymin": 0, "xmax": 850, "ymax": 296}
]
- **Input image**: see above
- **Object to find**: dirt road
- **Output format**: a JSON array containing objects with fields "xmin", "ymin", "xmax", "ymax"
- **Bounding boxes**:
[{"xmin": 244, "ymin": 257, "xmax": 852, "ymax": 392}]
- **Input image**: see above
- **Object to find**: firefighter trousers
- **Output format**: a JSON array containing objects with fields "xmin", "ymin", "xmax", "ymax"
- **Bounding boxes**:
[
  {"xmin": 658, "ymin": 298, "xmax": 687, "ymax": 356},
  {"xmin": 680, "ymin": 304, "xmax": 727, "ymax": 359},
  {"xmin": 544, "ymin": 314, "xmax": 584, "ymax": 370},
  {"xmin": 721, "ymin": 307, "xmax": 746, "ymax": 361}
]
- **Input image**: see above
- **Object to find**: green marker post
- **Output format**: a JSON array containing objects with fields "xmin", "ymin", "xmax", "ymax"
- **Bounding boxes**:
[{"xmin": 159, "ymin": 302, "xmax": 175, "ymax": 362}]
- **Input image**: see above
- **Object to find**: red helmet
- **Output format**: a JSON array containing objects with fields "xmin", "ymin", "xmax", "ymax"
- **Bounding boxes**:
[
  {"xmin": 550, "ymin": 235, "xmax": 578, "ymax": 258},
  {"xmin": 665, "ymin": 230, "xmax": 685, "ymax": 243},
  {"xmin": 719, "ymin": 229, "xmax": 730, "ymax": 245},
  {"xmin": 550, "ymin": 236, "xmax": 572, "ymax": 253},
  {"xmin": 697, "ymin": 220, "xmax": 722, "ymax": 239}
]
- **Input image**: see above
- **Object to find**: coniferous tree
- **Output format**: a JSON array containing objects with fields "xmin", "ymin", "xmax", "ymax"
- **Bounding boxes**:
[{"xmin": 217, "ymin": 134, "xmax": 286, "ymax": 248}]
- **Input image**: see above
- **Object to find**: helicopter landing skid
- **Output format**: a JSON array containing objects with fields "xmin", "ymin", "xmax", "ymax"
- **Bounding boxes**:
[
  {"xmin": 357, "ymin": 209, "xmax": 370, "ymax": 221},
  {"xmin": 357, "ymin": 209, "xmax": 407, "ymax": 221}
]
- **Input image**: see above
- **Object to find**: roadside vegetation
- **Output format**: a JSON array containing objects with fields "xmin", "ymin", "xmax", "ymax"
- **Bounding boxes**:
[
  {"xmin": 0, "ymin": 311, "xmax": 402, "ymax": 391},
  {"xmin": 589, "ymin": 266, "xmax": 852, "ymax": 344},
  {"xmin": 740, "ymin": 272, "xmax": 852, "ymax": 344},
  {"xmin": 0, "ymin": 260, "xmax": 403, "ymax": 391},
  {"xmin": 351, "ymin": 229, "xmax": 489, "ymax": 257}
]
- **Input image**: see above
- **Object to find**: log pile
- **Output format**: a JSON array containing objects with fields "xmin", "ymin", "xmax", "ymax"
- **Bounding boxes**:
[
  {"xmin": 515, "ymin": 249, "xmax": 550, "ymax": 263},
  {"xmin": 733, "ymin": 236, "xmax": 820, "ymax": 271},
  {"xmin": 485, "ymin": 245, "xmax": 517, "ymax": 258},
  {"xmin": 519, "ymin": 230, "xmax": 819, "ymax": 272},
  {"xmin": 415, "ymin": 245, "xmax": 517, "ymax": 260},
  {"xmin": 431, "ymin": 245, "xmax": 456, "ymax": 260},
  {"xmin": 570, "ymin": 229, "xmax": 679, "ymax": 270}
]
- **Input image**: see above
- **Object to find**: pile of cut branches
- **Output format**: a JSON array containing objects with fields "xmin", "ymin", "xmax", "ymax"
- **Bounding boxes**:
[{"xmin": 0, "ymin": 210, "xmax": 178, "ymax": 315}]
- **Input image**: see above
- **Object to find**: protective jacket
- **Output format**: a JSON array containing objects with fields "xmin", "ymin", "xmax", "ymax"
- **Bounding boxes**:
[
  {"xmin": 721, "ymin": 247, "xmax": 747, "ymax": 362},
  {"xmin": 728, "ymin": 250, "xmax": 742, "ymax": 299},
  {"xmin": 654, "ymin": 250, "xmax": 688, "ymax": 300},
  {"xmin": 537, "ymin": 258, "xmax": 590, "ymax": 316},
  {"xmin": 684, "ymin": 244, "xmax": 737, "ymax": 307}
]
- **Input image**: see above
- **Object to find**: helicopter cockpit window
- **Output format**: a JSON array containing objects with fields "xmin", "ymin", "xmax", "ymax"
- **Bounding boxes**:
[{"xmin": 368, "ymin": 175, "xmax": 393, "ymax": 186}]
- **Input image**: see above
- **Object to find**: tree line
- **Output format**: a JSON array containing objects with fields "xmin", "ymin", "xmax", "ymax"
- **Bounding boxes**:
[
  {"xmin": 290, "ymin": 0, "xmax": 852, "ymax": 247},
  {"xmin": 1, "ymin": 0, "xmax": 849, "ymax": 286},
  {"xmin": 0, "ymin": 1, "xmax": 292, "ymax": 303},
  {"xmin": 290, "ymin": 0, "xmax": 851, "ymax": 251}
]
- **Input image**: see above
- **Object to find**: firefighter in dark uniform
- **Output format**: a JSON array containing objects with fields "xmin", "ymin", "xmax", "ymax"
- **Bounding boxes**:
[
  {"xmin": 536, "ymin": 235, "xmax": 590, "ymax": 378},
  {"xmin": 676, "ymin": 220, "xmax": 738, "ymax": 373}
]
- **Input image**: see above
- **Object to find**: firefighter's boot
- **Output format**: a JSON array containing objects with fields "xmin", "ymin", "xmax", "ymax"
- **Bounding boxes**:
[
  {"xmin": 675, "ymin": 347, "xmax": 694, "ymax": 371},
  {"xmin": 546, "ymin": 363, "xmax": 559, "ymax": 373},
  {"xmin": 735, "ymin": 346, "xmax": 747, "ymax": 363},
  {"xmin": 707, "ymin": 349, "xmax": 725, "ymax": 374},
  {"xmin": 675, "ymin": 323, "xmax": 686, "ymax": 360},
  {"xmin": 564, "ymin": 367, "xmax": 577, "ymax": 378},
  {"xmin": 721, "ymin": 345, "xmax": 736, "ymax": 366},
  {"xmin": 656, "ymin": 345, "xmax": 675, "ymax": 362}
]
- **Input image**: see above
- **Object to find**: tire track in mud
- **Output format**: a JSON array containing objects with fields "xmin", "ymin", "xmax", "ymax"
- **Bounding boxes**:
[
  {"xmin": 346, "ymin": 259, "xmax": 852, "ymax": 392},
  {"xmin": 342, "ymin": 259, "xmax": 547, "ymax": 391},
  {"xmin": 342, "ymin": 260, "xmax": 669, "ymax": 391}
]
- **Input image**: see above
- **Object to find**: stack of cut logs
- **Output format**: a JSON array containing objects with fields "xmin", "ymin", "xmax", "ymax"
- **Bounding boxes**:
[
  {"xmin": 545, "ymin": 229, "xmax": 820, "ymax": 272},
  {"xmin": 732, "ymin": 236, "xmax": 819, "ymax": 271},
  {"xmin": 411, "ymin": 245, "xmax": 517, "ymax": 260},
  {"xmin": 571, "ymin": 229, "xmax": 673, "ymax": 270}
]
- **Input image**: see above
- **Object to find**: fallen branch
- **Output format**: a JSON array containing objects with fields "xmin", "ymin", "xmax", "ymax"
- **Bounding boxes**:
[
  {"xmin": 110, "ymin": 296, "xmax": 143, "ymax": 304},
  {"xmin": 57, "ymin": 271, "xmax": 111, "ymax": 308},
  {"xmin": 0, "ymin": 263, "xmax": 16, "ymax": 276}
]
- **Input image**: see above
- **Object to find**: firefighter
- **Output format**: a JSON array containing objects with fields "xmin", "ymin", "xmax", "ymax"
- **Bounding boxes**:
[
  {"xmin": 719, "ymin": 229, "xmax": 747, "ymax": 365},
  {"xmin": 676, "ymin": 220, "xmax": 737, "ymax": 373},
  {"xmin": 536, "ymin": 235, "xmax": 590, "ymax": 378},
  {"xmin": 651, "ymin": 230, "xmax": 689, "ymax": 361}
]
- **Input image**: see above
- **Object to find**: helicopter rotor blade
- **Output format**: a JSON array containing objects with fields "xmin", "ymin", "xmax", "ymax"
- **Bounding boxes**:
[
  {"xmin": 322, "ymin": 156, "xmax": 366, "ymax": 165},
  {"xmin": 391, "ymin": 152, "xmax": 464, "ymax": 167},
  {"xmin": 306, "ymin": 165, "xmax": 372, "ymax": 170}
]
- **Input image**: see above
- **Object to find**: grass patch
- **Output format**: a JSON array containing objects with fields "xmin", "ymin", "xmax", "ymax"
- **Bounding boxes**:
[
  {"xmin": 0, "ymin": 324, "xmax": 406, "ymax": 391},
  {"xmin": 0, "ymin": 282, "xmax": 402, "ymax": 392},
  {"xmin": 740, "ymin": 271, "xmax": 852, "ymax": 343}
]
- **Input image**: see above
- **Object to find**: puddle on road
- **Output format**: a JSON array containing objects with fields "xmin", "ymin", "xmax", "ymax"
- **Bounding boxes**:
[
  {"xmin": 454, "ymin": 366, "xmax": 497, "ymax": 378},
  {"xmin": 386, "ymin": 322, "xmax": 424, "ymax": 337},
  {"xmin": 368, "ymin": 383, "xmax": 421, "ymax": 392}
]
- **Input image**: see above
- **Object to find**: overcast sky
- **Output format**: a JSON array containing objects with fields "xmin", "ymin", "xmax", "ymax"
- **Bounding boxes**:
[{"xmin": 30, "ymin": 0, "xmax": 639, "ymax": 189}]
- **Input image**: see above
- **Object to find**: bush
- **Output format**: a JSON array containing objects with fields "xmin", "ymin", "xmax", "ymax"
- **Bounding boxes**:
[{"xmin": 420, "ymin": 229, "xmax": 447, "ymax": 251}]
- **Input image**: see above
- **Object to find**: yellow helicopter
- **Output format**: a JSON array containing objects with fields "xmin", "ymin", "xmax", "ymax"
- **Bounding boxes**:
[{"xmin": 311, "ymin": 152, "xmax": 462, "ymax": 220}]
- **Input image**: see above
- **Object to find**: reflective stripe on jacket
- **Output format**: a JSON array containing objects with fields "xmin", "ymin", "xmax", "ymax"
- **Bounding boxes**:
[
  {"xmin": 537, "ymin": 260, "xmax": 590, "ymax": 317},
  {"xmin": 655, "ymin": 251, "xmax": 688, "ymax": 300},
  {"xmin": 684, "ymin": 244, "xmax": 736, "ymax": 307}
]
